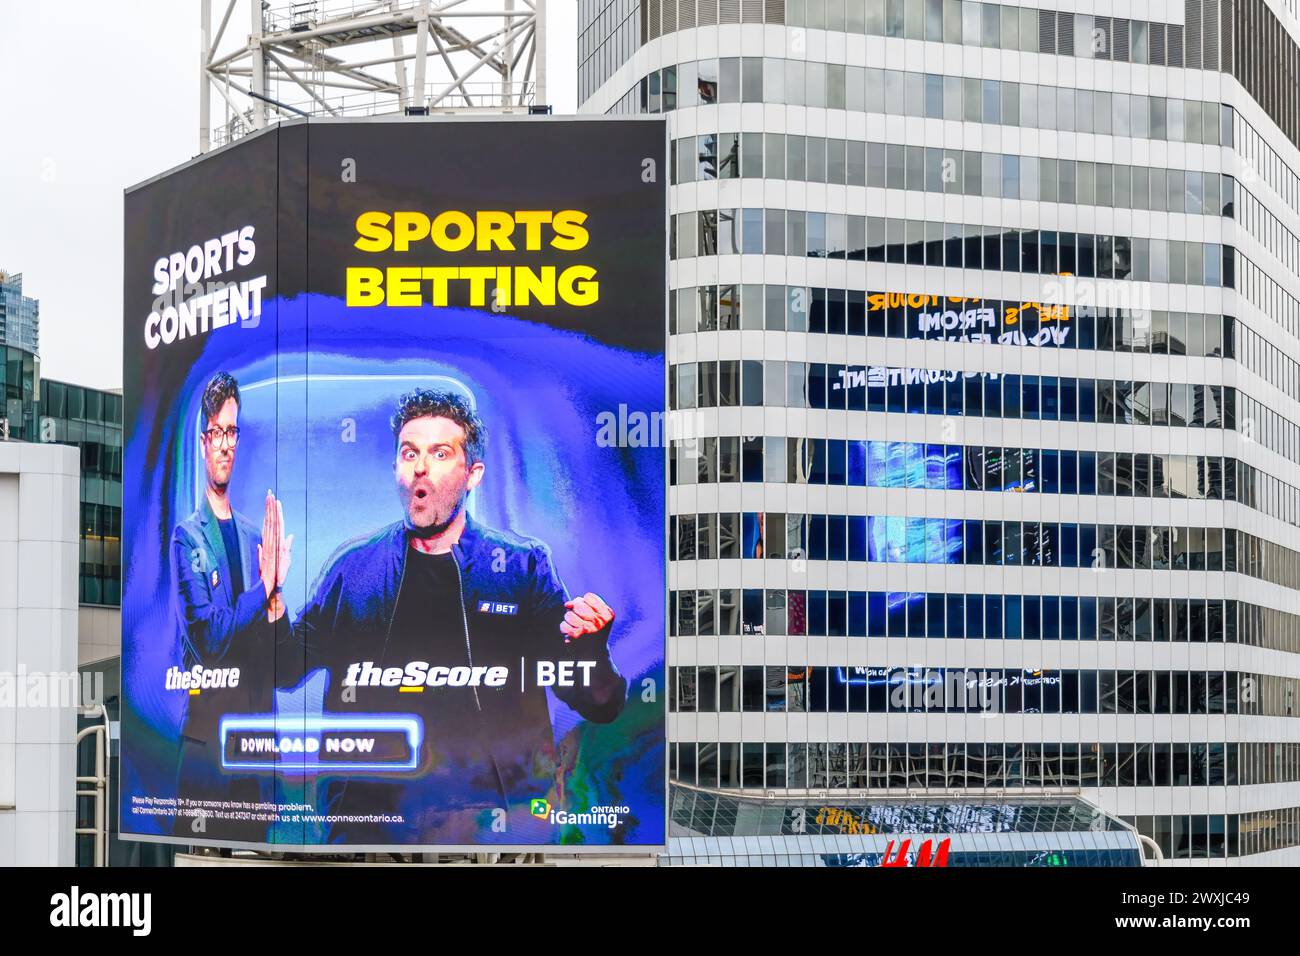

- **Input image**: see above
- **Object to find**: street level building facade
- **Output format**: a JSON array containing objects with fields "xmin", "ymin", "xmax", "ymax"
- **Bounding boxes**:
[
  {"xmin": 581, "ymin": 0, "xmax": 1300, "ymax": 863},
  {"xmin": 0, "ymin": 440, "xmax": 81, "ymax": 865}
]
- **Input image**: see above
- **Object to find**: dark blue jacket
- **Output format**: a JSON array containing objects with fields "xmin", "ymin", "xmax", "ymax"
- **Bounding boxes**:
[
  {"xmin": 169, "ymin": 495, "xmax": 275, "ymax": 841},
  {"xmin": 291, "ymin": 513, "xmax": 628, "ymax": 833},
  {"xmin": 170, "ymin": 495, "xmax": 269, "ymax": 674}
]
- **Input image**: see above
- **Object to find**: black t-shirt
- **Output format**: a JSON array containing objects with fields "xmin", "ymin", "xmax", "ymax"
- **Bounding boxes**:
[
  {"xmin": 381, "ymin": 547, "xmax": 482, "ymax": 760},
  {"xmin": 386, "ymin": 548, "xmax": 468, "ymax": 669},
  {"xmin": 324, "ymin": 545, "xmax": 494, "ymax": 841},
  {"xmin": 217, "ymin": 516, "xmax": 244, "ymax": 598}
]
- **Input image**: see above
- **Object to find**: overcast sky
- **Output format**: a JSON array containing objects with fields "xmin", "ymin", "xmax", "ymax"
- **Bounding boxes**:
[{"xmin": 0, "ymin": 0, "xmax": 578, "ymax": 391}]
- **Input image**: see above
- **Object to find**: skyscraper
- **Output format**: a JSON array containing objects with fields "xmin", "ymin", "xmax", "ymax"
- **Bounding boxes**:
[
  {"xmin": 0, "ymin": 270, "xmax": 39, "ymax": 442},
  {"xmin": 0, "ymin": 270, "xmax": 39, "ymax": 354},
  {"xmin": 581, "ymin": 0, "xmax": 1300, "ymax": 864}
]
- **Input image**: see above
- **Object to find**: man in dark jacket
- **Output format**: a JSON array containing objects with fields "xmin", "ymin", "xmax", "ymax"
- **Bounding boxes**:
[
  {"xmin": 169, "ymin": 371, "xmax": 291, "ymax": 840},
  {"xmin": 290, "ymin": 388, "xmax": 626, "ymax": 845}
]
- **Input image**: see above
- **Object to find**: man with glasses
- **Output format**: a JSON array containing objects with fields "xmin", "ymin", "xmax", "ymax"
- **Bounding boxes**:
[{"xmin": 168, "ymin": 371, "xmax": 291, "ymax": 839}]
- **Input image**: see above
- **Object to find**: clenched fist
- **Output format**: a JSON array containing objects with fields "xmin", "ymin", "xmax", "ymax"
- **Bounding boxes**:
[{"xmin": 561, "ymin": 592, "xmax": 615, "ymax": 641}]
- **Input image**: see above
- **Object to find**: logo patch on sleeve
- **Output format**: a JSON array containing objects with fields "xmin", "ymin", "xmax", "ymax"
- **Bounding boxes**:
[{"xmin": 477, "ymin": 600, "xmax": 518, "ymax": 616}]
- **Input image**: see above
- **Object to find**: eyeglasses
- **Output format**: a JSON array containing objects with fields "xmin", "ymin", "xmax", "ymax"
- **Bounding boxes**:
[{"xmin": 204, "ymin": 426, "xmax": 240, "ymax": 448}]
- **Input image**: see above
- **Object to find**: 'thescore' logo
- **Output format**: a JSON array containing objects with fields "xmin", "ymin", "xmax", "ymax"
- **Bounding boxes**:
[
  {"xmin": 165, "ymin": 664, "xmax": 240, "ymax": 693},
  {"xmin": 343, "ymin": 661, "xmax": 510, "ymax": 689}
]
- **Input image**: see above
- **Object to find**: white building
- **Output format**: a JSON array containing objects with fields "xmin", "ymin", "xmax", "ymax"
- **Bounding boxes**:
[
  {"xmin": 581, "ymin": 0, "xmax": 1300, "ymax": 864},
  {"xmin": 0, "ymin": 440, "xmax": 81, "ymax": 865}
]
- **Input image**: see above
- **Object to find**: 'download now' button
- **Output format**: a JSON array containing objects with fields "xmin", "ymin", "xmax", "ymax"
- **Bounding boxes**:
[{"xmin": 219, "ymin": 714, "xmax": 423, "ymax": 773}]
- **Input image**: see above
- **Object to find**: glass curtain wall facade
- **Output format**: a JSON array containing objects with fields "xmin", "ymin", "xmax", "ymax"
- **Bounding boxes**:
[
  {"xmin": 0, "ymin": 271, "xmax": 39, "ymax": 441},
  {"xmin": 0, "ymin": 271, "xmax": 39, "ymax": 354},
  {"xmin": 580, "ymin": 0, "xmax": 1300, "ymax": 863},
  {"xmin": 38, "ymin": 380, "xmax": 123, "ymax": 606}
]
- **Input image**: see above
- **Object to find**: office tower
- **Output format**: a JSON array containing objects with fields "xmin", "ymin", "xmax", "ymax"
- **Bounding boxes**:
[{"xmin": 581, "ymin": 0, "xmax": 1300, "ymax": 864}]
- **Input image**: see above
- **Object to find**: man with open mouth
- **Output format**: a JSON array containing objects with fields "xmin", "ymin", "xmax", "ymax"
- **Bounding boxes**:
[{"xmin": 286, "ymin": 387, "xmax": 627, "ymax": 846}]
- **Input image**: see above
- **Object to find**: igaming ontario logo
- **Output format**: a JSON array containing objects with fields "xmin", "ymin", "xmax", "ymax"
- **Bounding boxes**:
[{"xmin": 532, "ymin": 798, "xmax": 629, "ymax": 829}]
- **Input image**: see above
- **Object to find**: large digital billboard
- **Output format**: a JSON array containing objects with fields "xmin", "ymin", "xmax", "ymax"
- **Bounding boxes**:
[{"xmin": 121, "ymin": 117, "xmax": 667, "ymax": 851}]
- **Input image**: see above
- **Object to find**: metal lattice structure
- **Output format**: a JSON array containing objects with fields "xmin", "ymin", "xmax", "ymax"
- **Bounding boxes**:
[{"xmin": 200, "ymin": 0, "xmax": 547, "ymax": 151}]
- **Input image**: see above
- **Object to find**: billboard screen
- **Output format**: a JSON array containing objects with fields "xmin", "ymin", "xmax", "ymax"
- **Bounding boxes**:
[{"xmin": 121, "ymin": 117, "xmax": 667, "ymax": 851}]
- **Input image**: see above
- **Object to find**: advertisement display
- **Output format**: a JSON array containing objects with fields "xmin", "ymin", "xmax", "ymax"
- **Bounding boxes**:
[{"xmin": 121, "ymin": 117, "xmax": 667, "ymax": 850}]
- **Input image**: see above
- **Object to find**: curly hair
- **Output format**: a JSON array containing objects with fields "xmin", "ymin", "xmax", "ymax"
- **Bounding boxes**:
[
  {"xmin": 200, "ymin": 372, "xmax": 240, "ymax": 426},
  {"xmin": 390, "ymin": 389, "xmax": 485, "ymax": 465}
]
